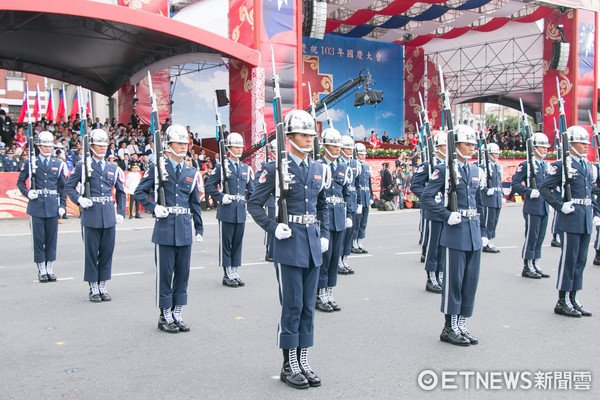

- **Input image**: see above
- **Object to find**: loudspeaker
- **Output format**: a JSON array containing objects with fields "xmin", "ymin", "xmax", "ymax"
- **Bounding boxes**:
[
  {"xmin": 549, "ymin": 41, "xmax": 570, "ymax": 71},
  {"xmin": 303, "ymin": 0, "xmax": 327, "ymax": 39},
  {"xmin": 215, "ymin": 89, "xmax": 229, "ymax": 107}
]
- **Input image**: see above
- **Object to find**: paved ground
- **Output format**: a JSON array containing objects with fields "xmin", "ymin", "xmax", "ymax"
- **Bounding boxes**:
[{"xmin": 0, "ymin": 204, "xmax": 598, "ymax": 399}]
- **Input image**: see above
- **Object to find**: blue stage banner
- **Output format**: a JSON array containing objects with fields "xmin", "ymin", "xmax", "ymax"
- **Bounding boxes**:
[{"xmin": 302, "ymin": 34, "xmax": 404, "ymax": 140}]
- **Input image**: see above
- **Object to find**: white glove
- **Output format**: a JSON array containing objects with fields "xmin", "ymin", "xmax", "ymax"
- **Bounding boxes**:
[
  {"xmin": 356, "ymin": 204, "xmax": 363, "ymax": 214},
  {"xmin": 561, "ymin": 201, "xmax": 575, "ymax": 215},
  {"xmin": 195, "ymin": 234, "xmax": 204, "ymax": 242},
  {"xmin": 447, "ymin": 212, "xmax": 462, "ymax": 226},
  {"xmin": 482, "ymin": 237, "xmax": 489, "ymax": 247},
  {"xmin": 370, "ymin": 199, "xmax": 374, "ymax": 205},
  {"xmin": 593, "ymin": 217, "xmax": 600, "ymax": 227},
  {"xmin": 345, "ymin": 217, "xmax": 353, "ymax": 228},
  {"xmin": 320, "ymin": 237, "xmax": 329, "ymax": 253},
  {"xmin": 275, "ymin": 223, "xmax": 292, "ymax": 240},
  {"xmin": 58, "ymin": 207, "xmax": 66, "ymax": 217},
  {"xmin": 115, "ymin": 214, "xmax": 124, "ymax": 224},
  {"xmin": 221, "ymin": 194, "xmax": 233, "ymax": 205},
  {"xmin": 78, "ymin": 197, "xmax": 93, "ymax": 208},
  {"xmin": 487, "ymin": 188, "xmax": 494, "ymax": 196},
  {"xmin": 530, "ymin": 189, "xmax": 540, "ymax": 199},
  {"xmin": 502, "ymin": 197, "xmax": 507, "ymax": 205},
  {"xmin": 154, "ymin": 205, "xmax": 169, "ymax": 218},
  {"xmin": 27, "ymin": 191, "xmax": 38, "ymax": 200}
]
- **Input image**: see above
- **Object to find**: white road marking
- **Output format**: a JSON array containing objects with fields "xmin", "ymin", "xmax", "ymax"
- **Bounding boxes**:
[{"xmin": 112, "ymin": 272, "xmax": 144, "ymax": 276}]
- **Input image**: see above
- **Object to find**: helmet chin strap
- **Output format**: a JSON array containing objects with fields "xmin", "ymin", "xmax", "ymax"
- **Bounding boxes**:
[
  {"xmin": 570, "ymin": 145, "xmax": 586, "ymax": 158},
  {"xmin": 324, "ymin": 146, "xmax": 340, "ymax": 160},
  {"xmin": 289, "ymin": 138, "xmax": 311, "ymax": 154},
  {"xmin": 456, "ymin": 148, "xmax": 471, "ymax": 160},
  {"xmin": 227, "ymin": 148, "xmax": 241, "ymax": 159},
  {"xmin": 90, "ymin": 147, "xmax": 107, "ymax": 158},
  {"xmin": 38, "ymin": 148, "xmax": 52, "ymax": 157},
  {"xmin": 166, "ymin": 144, "xmax": 186, "ymax": 159},
  {"xmin": 534, "ymin": 147, "xmax": 546, "ymax": 159},
  {"xmin": 435, "ymin": 148, "xmax": 446, "ymax": 159},
  {"xmin": 340, "ymin": 152, "xmax": 351, "ymax": 161}
]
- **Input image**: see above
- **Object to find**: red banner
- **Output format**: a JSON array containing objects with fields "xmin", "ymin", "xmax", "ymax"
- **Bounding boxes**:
[
  {"xmin": 404, "ymin": 46, "xmax": 425, "ymax": 137},
  {"xmin": 119, "ymin": 71, "xmax": 170, "ymax": 126},
  {"xmin": 117, "ymin": 0, "xmax": 168, "ymax": 16}
]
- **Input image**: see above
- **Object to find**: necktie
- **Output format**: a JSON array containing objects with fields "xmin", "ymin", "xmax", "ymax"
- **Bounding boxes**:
[
  {"xmin": 234, "ymin": 162, "xmax": 239, "ymax": 175},
  {"xmin": 300, "ymin": 161, "xmax": 308, "ymax": 180},
  {"xmin": 176, "ymin": 164, "xmax": 181, "ymax": 179},
  {"xmin": 99, "ymin": 160, "xmax": 104, "ymax": 172},
  {"xmin": 463, "ymin": 163, "xmax": 469, "ymax": 180},
  {"xmin": 43, "ymin": 158, "xmax": 48, "ymax": 167}
]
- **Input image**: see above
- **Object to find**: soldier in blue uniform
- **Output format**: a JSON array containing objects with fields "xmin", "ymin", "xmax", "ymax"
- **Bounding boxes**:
[
  {"xmin": 480, "ymin": 143, "xmax": 503, "ymax": 253},
  {"xmin": 205, "ymin": 132, "xmax": 254, "ymax": 288},
  {"xmin": 352, "ymin": 143, "xmax": 373, "ymax": 253},
  {"xmin": 255, "ymin": 141, "xmax": 277, "ymax": 262},
  {"xmin": 539, "ymin": 126, "xmax": 600, "ymax": 318},
  {"xmin": 17, "ymin": 131, "xmax": 67, "ymax": 282},
  {"xmin": 337, "ymin": 135, "xmax": 359, "ymax": 275},
  {"xmin": 410, "ymin": 133, "xmax": 447, "ymax": 293},
  {"xmin": 66, "ymin": 129, "xmax": 126, "ymax": 302},
  {"xmin": 248, "ymin": 110, "xmax": 329, "ymax": 389},
  {"xmin": 0, "ymin": 142, "xmax": 6, "ymax": 171},
  {"xmin": 315, "ymin": 128, "xmax": 351, "ymax": 313},
  {"xmin": 421, "ymin": 125, "xmax": 484, "ymax": 346},
  {"xmin": 4, "ymin": 149, "xmax": 18, "ymax": 171},
  {"xmin": 135, "ymin": 124, "xmax": 203, "ymax": 333},
  {"xmin": 511, "ymin": 132, "xmax": 551, "ymax": 279}
]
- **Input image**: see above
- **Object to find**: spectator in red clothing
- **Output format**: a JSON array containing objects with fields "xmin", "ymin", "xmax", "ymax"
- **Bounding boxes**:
[{"xmin": 410, "ymin": 135, "xmax": 418, "ymax": 149}]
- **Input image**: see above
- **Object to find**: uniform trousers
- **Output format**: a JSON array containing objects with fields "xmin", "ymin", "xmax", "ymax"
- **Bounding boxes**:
[
  {"xmin": 481, "ymin": 206, "xmax": 501, "ymax": 239},
  {"xmin": 353, "ymin": 206, "xmax": 369, "ymax": 240},
  {"xmin": 155, "ymin": 244, "xmax": 191, "ymax": 308},
  {"xmin": 318, "ymin": 229, "xmax": 344, "ymax": 289},
  {"xmin": 31, "ymin": 216, "xmax": 59, "ymax": 263},
  {"xmin": 551, "ymin": 209, "xmax": 559, "ymax": 236},
  {"xmin": 521, "ymin": 213, "xmax": 548, "ymax": 260},
  {"xmin": 424, "ymin": 220, "xmax": 445, "ymax": 273},
  {"xmin": 266, "ymin": 206, "xmax": 275, "ymax": 259},
  {"xmin": 557, "ymin": 232, "xmax": 590, "ymax": 292},
  {"xmin": 421, "ymin": 219, "xmax": 430, "ymax": 248},
  {"xmin": 83, "ymin": 226, "xmax": 115, "ymax": 282},
  {"xmin": 441, "ymin": 247, "xmax": 481, "ymax": 318},
  {"xmin": 342, "ymin": 210, "xmax": 356, "ymax": 256},
  {"xmin": 219, "ymin": 221, "xmax": 245, "ymax": 267},
  {"xmin": 274, "ymin": 260, "xmax": 319, "ymax": 349}
]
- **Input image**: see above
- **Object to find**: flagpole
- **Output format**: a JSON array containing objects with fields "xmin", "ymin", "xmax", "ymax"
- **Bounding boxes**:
[
  {"xmin": 62, "ymin": 85, "xmax": 67, "ymax": 122},
  {"xmin": 48, "ymin": 83, "xmax": 54, "ymax": 122}
]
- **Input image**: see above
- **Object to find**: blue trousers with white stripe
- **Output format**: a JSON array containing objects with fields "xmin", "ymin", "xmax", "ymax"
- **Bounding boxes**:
[
  {"xmin": 342, "ymin": 210, "xmax": 356, "ymax": 256},
  {"xmin": 521, "ymin": 213, "xmax": 548, "ymax": 260},
  {"xmin": 155, "ymin": 244, "xmax": 191, "ymax": 308},
  {"xmin": 31, "ymin": 216, "xmax": 59, "ymax": 263},
  {"xmin": 83, "ymin": 226, "xmax": 115, "ymax": 283},
  {"xmin": 441, "ymin": 247, "xmax": 481, "ymax": 318},
  {"xmin": 425, "ymin": 220, "xmax": 445, "ymax": 273},
  {"xmin": 353, "ymin": 206, "xmax": 369, "ymax": 240},
  {"xmin": 481, "ymin": 206, "xmax": 501, "ymax": 239},
  {"xmin": 556, "ymin": 232, "xmax": 589, "ymax": 292},
  {"xmin": 274, "ymin": 261, "xmax": 319, "ymax": 349},
  {"xmin": 219, "ymin": 221, "xmax": 245, "ymax": 268},
  {"xmin": 318, "ymin": 229, "xmax": 344, "ymax": 289}
]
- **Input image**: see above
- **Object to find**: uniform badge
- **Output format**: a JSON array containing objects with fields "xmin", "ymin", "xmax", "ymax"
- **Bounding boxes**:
[
  {"xmin": 431, "ymin": 170, "xmax": 439, "ymax": 180},
  {"xmin": 259, "ymin": 170, "xmax": 268, "ymax": 184},
  {"xmin": 338, "ymin": 171, "xmax": 344, "ymax": 176},
  {"xmin": 434, "ymin": 192, "xmax": 442, "ymax": 204},
  {"xmin": 517, "ymin": 165, "xmax": 523, "ymax": 173},
  {"xmin": 186, "ymin": 177, "xmax": 193, "ymax": 182},
  {"xmin": 143, "ymin": 170, "xmax": 149, "ymax": 178},
  {"xmin": 548, "ymin": 165, "xmax": 557, "ymax": 175},
  {"xmin": 51, "ymin": 167, "xmax": 58, "ymax": 171},
  {"xmin": 416, "ymin": 165, "xmax": 424, "ymax": 174},
  {"xmin": 314, "ymin": 175, "xmax": 322, "ymax": 180},
  {"xmin": 107, "ymin": 171, "xmax": 114, "ymax": 176}
]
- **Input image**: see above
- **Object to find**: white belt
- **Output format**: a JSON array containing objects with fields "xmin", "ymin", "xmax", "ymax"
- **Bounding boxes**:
[
  {"xmin": 459, "ymin": 209, "xmax": 478, "ymax": 218},
  {"xmin": 487, "ymin": 187, "xmax": 503, "ymax": 192},
  {"xmin": 91, "ymin": 196, "xmax": 113, "ymax": 204},
  {"xmin": 288, "ymin": 214, "xmax": 317, "ymax": 224},
  {"xmin": 348, "ymin": 186, "xmax": 357, "ymax": 192},
  {"xmin": 167, "ymin": 206, "xmax": 190, "ymax": 215},
  {"xmin": 360, "ymin": 186, "xmax": 370, "ymax": 191},
  {"xmin": 32, "ymin": 189, "xmax": 57, "ymax": 196},
  {"xmin": 230, "ymin": 194, "xmax": 246, "ymax": 202},
  {"xmin": 571, "ymin": 198, "xmax": 592, "ymax": 206},
  {"xmin": 326, "ymin": 196, "xmax": 344, "ymax": 205}
]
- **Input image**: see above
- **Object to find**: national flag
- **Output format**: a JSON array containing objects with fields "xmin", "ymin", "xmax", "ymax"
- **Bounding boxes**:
[
  {"xmin": 45, "ymin": 84, "xmax": 54, "ymax": 121},
  {"xmin": 70, "ymin": 89, "xmax": 79, "ymax": 121},
  {"xmin": 33, "ymin": 84, "xmax": 40, "ymax": 122},
  {"xmin": 17, "ymin": 84, "xmax": 29, "ymax": 123},
  {"xmin": 86, "ymin": 90, "xmax": 92, "ymax": 117},
  {"xmin": 56, "ymin": 85, "xmax": 66, "ymax": 122}
]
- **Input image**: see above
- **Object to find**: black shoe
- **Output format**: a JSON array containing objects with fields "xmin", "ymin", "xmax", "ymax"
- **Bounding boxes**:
[
  {"xmin": 38, "ymin": 273, "xmax": 49, "ymax": 283},
  {"xmin": 551, "ymin": 238, "xmax": 561, "ymax": 248},
  {"xmin": 359, "ymin": 247, "xmax": 368, "ymax": 254},
  {"xmin": 346, "ymin": 266, "xmax": 355, "ymax": 274},
  {"xmin": 426, "ymin": 280, "xmax": 442, "ymax": 293},
  {"xmin": 554, "ymin": 300, "xmax": 582, "ymax": 318},
  {"xmin": 100, "ymin": 292, "xmax": 112, "ymax": 301},
  {"xmin": 280, "ymin": 362, "xmax": 309, "ymax": 389},
  {"xmin": 570, "ymin": 294, "xmax": 592, "ymax": 317},
  {"xmin": 440, "ymin": 326, "xmax": 471, "ymax": 346},
  {"xmin": 129, "ymin": 215, "xmax": 133, "ymax": 219},
  {"xmin": 135, "ymin": 215, "xmax": 142, "ymax": 219},
  {"xmin": 315, "ymin": 297, "xmax": 333, "ymax": 312},
  {"xmin": 482, "ymin": 245, "xmax": 500, "ymax": 253},
  {"xmin": 338, "ymin": 266, "xmax": 351, "ymax": 275},
  {"xmin": 89, "ymin": 292, "xmax": 102, "ymax": 303},
  {"xmin": 420, "ymin": 248, "xmax": 427, "ymax": 263},
  {"xmin": 594, "ymin": 252, "xmax": 600, "ymax": 266},
  {"xmin": 522, "ymin": 267, "xmax": 542, "ymax": 279},
  {"xmin": 328, "ymin": 300, "xmax": 341, "ymax": 312},
  {"xmin": 300, "ymin": 367, "xmax": 321, "ymax": 387},
  {"xmin": 461, "ymin": 331, "xmax": 479, "ymax": 345},
  {"xmin": 222, "ymin": 276, "xmax": 239, "ymax": 288},
  {"xmin": 420, "ymin": 253, "xmax": 426, "ymax": 263},
  {"xmin": 532, "ymin": 265, "xmax": 550, "ymax": 278},
  {"xmin": 47, "ymin": 273, "xmax": 57, "ymax": 282},
  {"xmin": 351, "ymin": 247, "xmax": 361, "ymax": 254},
  {"xmin": 174, "ymin": 318, "xmax": 191, "ymax": 332},
  {"xmin": 235, "ymin": 277, "xmax": 245, "ymax": 287},
  {"xmin": 158, "ymin": 315, "xmax": 180, "ymax": 333}
]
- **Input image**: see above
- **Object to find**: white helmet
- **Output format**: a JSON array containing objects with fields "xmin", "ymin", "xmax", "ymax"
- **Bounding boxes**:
[
  {"xmin": 226, "ymin": 132, "xmax": 244, "ymax": 148},
  {"xmin": 37, "ymin": 131, "xmax": 55, "ymax": 147},
  {"xmin": 355, "ymin": 143, "xmax": 367, "ymax": 155},
  {"xmin": 284, "ymin": 110, "xmax": 317, "ymax": 136},
  {"xmin": 567, "ymin": 126, "xmax": 590, "ymax": 144},
  {"xmin": 488, "ymin": 143, "xmax": 501, "ymax": 154},
  {"xmin": 269, "ymin": 140, "xmax": 277, "ymax": 153},
  {"xmin": 165, "ymin": 124, "xmax": 189, "ymax": 144},
  {"xmin": 434, "ymin": 132, "xmax": 447, "ymax": 147},
  {"xmin": 341, "ymin": 135, "xmax": 355, "ymax": 149},
  {"xmin": 454, "ymin": 124, "xmax": 477, "ymax": 145},
  {"xmin": 90, "ymin": 129, "xmax": 109, "ymax": 146},
  {"xmin": 321, "ymin": 128, "xmax": 342, "ymax": 147},
  {"xmin": 532, "ymin": 132, "xmax": 550, "ymax": 148}
]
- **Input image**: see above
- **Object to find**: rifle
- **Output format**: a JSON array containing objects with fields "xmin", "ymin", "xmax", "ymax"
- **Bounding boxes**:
[
  {"xmin": 439, "ymin": 67, "xmax": 458, "ymax": 212},
  {"xmin": 323, "ymin": 102, "xmax": 334, "ymax": 129},
  {"xmin": 263, "ymin": 119, "xmax": 270, "ymax": 163},
  {"xmin": 554, "ymin": 118, "xmax": 562, "ymax": 160},
  {"xmin": 25, "ymin": 92, "xmax": 37, "ymax": 190},
  {"xmin": 347, "ymin": 115, "xmax": 358, "ymax": 160},
  {"xmin": 308, "ymin": 82, "xmax": 320, "ymax": 160},
  {"xmin": 148, "ymin": 72, "xmax": 168, "ymax": 206},
  {"xmin": 480, "ymin": 131, "xmax": 492, "ymax": 188},
  {"xmin": 271, "ymin": 47, "xmax": 291, "ymax": 224},
  {"xmin": 418, "ymin": 92, "xmax": 435, "ymax": 177},
  {"xmin": 77, "ymin": 86, "xmax": 91, "ymax": 198},
  {"xmin": 417, "ymin": 113, "xmax": 427, "ymax": 166},
  {"xmin": 556, "ymin": 77, "xmax": 572, "ymax": 202},
  {"xmin": 520, "ymin": 98, "xmax": 536, "ymax": 189},
  {"xmin": 588, "ymin": 110, "xmax": 600, "ymax": 165},
  {"xmin": 213, "ymin": 93, "xmax": 230, "ymax": 194}
]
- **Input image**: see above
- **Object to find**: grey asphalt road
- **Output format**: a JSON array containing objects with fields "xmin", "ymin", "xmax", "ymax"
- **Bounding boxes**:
[{"xmin": 0, "ymin": 204, "xmax": 598, "ymax": 399}]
